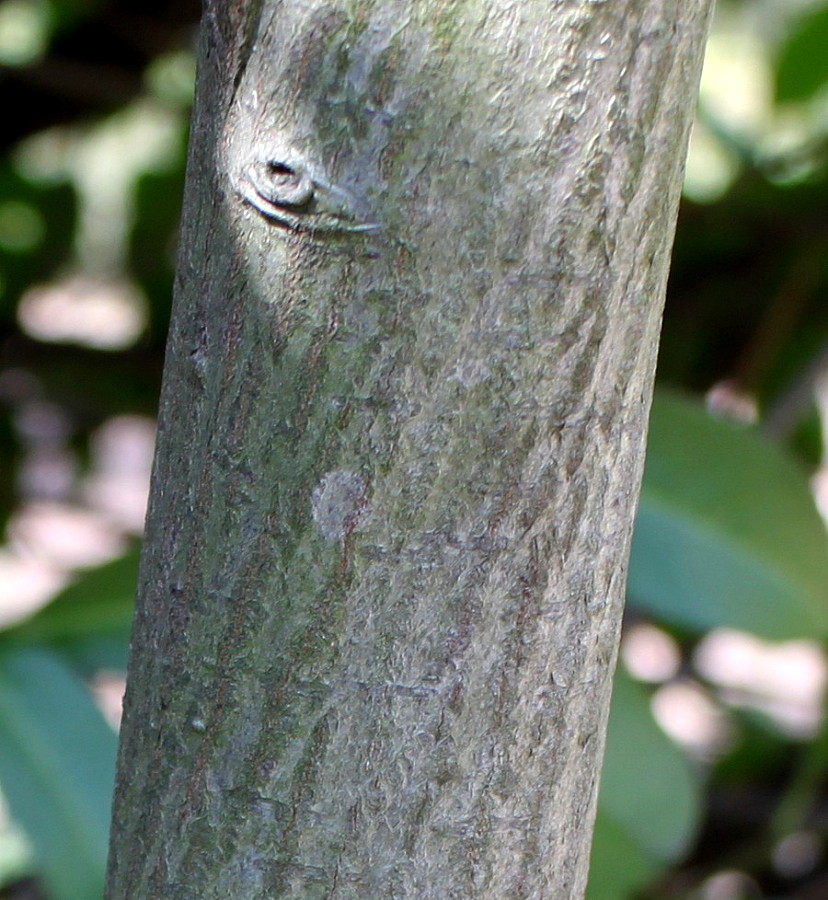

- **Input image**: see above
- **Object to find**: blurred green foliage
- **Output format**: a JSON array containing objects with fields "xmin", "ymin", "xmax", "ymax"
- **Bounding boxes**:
[{"xmin": 0, "ymin": 0, "xmax": 827, "ymax": 898}]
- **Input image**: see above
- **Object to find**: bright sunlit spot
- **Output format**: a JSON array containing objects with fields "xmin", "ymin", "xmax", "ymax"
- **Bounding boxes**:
[
  {"xmin": 694, "ymin": 628, "xmax": 827, "ymax": 738},
  {"xmin": 813, "ymin": 367, "xmax": 828, "ymax": 522},
  {"xmin": 13, "ymin": 99, "xmax": 186, "ymax": 280},
  {"xmin": 0, "ymin": 0, "xmax": 51, "ymax": 67},
  {"xmin": 83, "ymin": 415, "xmax": 156, "ymax": 533},
  {"xmin": 621, "ymin": 623, "xmax": 682, "ymax": 683},
  {"xmin": 18, "ymin": 275, "xmax": 147, "ymax": 349},
  {"xmin": 145, "ymin": 49, "xmax": 197, "ymax": 106},
  {"xmin": 8, "ymin": 501, "xmax": 126, "ymax": 571},
  {"xmin": 772, "ymin": 831, "xmax": 823, "ymax": 880},
  {"xmin": 684, "ymin": 6, "xmax": 773, "ymax": 202},
  {"xmin": 683, "ymin": 120, "xmax": 741, "ymax": 204},
  {"xmin": 0, "ymin": 549, "xmax": 68, "ymax": 627},
  {"xmin": 90, "ymin": 671, "xmax": 128, "ymax": 732},
  {"xmin": 651, "ymin": 680, "xmax": 734, "ymax": 760},
  {"xmin": 701, "ymin": 25, "xmax": 771, "ymax": 139},
  {"xmin": 684, "ymin": 1, "xmax": 827, "ymax": 201},
  {"xmin": 701, "ymin": 870, "xmax": 762, "ymax": 900}
]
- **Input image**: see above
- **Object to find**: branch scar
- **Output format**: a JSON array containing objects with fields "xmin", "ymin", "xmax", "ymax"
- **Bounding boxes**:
[{"xmin": 235, "ymin": 153, "xmax": 380, "ymax": 235}]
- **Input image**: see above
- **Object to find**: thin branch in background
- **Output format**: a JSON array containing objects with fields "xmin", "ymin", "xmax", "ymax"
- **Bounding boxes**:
[
  {"xmin": 707, "ymin": 244, "xmax": 824, "ymax": 426},
  {"xmin": 734, "ymin": 244, "xmax": 824, "ymax": 396},
  {"xmin": 763, "ymin": 341, "xmax": 828, "ymax": 441}
]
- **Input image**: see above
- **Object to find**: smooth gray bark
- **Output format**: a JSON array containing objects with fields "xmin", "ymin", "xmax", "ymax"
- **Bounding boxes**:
[{"xmin": 106, "ymin": 2, "xmax": 712, "ymax": 898}]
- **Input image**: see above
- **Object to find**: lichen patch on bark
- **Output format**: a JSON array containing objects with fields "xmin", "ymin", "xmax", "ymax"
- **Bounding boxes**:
[{"xmin": 311, "ymin": 469, "xmax": 370, "ymax": 541}]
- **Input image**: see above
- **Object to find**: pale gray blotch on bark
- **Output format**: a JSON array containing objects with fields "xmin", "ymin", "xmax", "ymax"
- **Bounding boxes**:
[{"xmin": 311, "ymin": 470, "xmax": 371, "ymax": 542}]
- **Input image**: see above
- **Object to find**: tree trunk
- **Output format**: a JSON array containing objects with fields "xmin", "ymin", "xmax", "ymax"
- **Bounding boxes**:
[{"xmin": 105, "ymin": 2, "xmax": 712, "ymax": 898}]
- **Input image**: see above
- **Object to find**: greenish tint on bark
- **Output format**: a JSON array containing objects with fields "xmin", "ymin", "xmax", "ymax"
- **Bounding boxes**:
[{"xmin": 106, "ymin": 1, "xmax": 713, "ymax": 897}]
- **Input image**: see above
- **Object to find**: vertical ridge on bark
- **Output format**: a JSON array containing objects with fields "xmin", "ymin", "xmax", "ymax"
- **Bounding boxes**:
[{"xmin": 106, "ymin": 2, "xmax": 712, "ymax": 897}]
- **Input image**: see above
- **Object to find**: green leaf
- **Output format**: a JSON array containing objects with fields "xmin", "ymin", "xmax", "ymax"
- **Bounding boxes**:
[
  {"xmin": 53, "ymin": 633, "xmax": 132, "ymax": 677},
  {"xmin": 598, "ymin": 667, "xmax": 701, "ymax": 863},
  {"xmin": 587, "ymin": 810, "xmax": 659, "ymax": 900},
  {"xmin": 0, "ymin": 647, "xmax": 117, "ymax": 900},
  {"xmin": 629, "ymin": 390, "xmax": 828, "ymax": 639},
  {"xmin": 776, "ymin": 5, "xmax": 828, "ymax": 104}
]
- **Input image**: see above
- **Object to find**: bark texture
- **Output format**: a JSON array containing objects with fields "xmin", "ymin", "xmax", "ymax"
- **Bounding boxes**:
[{"xmin": 106, "ymin": 2, "xmax": 712, "ymax": 898}]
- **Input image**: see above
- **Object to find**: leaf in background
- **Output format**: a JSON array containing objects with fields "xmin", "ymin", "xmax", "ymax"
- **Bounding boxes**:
[
  {"xmin": 587, "ymin": 810, "xmax": 658, "ymax": 900},
  {"xmin": 597, "ymin": 666, "xmax": 702, "ymax": 864},
  {"xmin": 0, "ymin": 551, "xmax": 138, "ymax": 675},
  {"xmin": 0, "ymin": 647, "xmax": 117, "ymax": 900},
  {"xmin": 775, "ymin": 4, "xmax": 828, "ymax": 104},
  {"xmin": 629, "ymin": 390, "xmax": 828, "ymax": 640}
]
